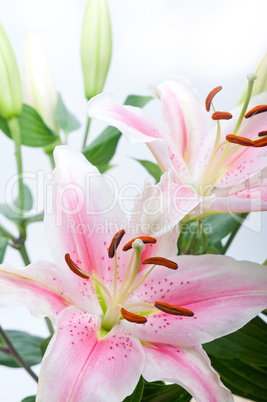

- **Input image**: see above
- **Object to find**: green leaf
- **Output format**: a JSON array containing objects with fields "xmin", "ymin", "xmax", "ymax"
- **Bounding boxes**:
[
  {"xmin": 40, "ymin": 336, "xmax": 52, "ymax": 357},
  {"xmin": 203, "ymin": 213, "xmax": 246, "ymax": 244},
  {"xmin": 83, "ymin": 125, "xmax": 121, "ymax": 168},
  {"xmin": 209, "ymin": 356, "xmax": 267, "ymax": 401},
  {"xmin": 83, "ymin": 95, "xmax": 152, "ymax": 170},
  {"xmin": 124, "ymin": 95, "xmax": 153, "ymax": 108},
  {"xmin": 142, "ymin": 380, "xmax": 191, "ymax": 401},
  {"xmin": 204, "ymin": 316, "xmax": 267, "ymax": 366},
  {"xmin": 55, "ymin": 94, "xmax": 80, "ymax": 135},
  {"xmin": 123, "ymin": 376, "xmax": 144, "ymax": 401},
  {"xmin": 21, "ymin": 396, "xmax": 36, "ymax": 402},
  {"xmin": 0, "ymin": 330, "xmax": 44, "ymax": 368},
  {"xmin": 14, "ymin": 185, "xmax": 33, "ymax": 212},
  {"xmin": 0, "ymin": 104, "xmax": 60, "ymax": 147},
  {"xmin": 136, "ymin": 159, "xmax": 163, "ymax": 183}
]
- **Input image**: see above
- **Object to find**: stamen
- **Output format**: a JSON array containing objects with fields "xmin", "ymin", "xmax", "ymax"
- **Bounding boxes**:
[
  {"xmin": 142, "ymin": 257, "xmax": 178, "ymax": 270},
  {"xmin": 123, "ymin": 236, "xmax": 157, "ymax": 251},
  {"xmin": 245, "ymin": 105, "xmax": 267, "ymax": 118},
  {"xmin": 121, "ymin": 307, "xmax": 147, "ymax": 324},
  {"xmin": 253, "ymin": 137, "xmax": 267, "ymax": 147},
  {"xmin": 65, "ymin": 253, "xmax": 89, "ymax": 279},
  {"xmin": 226, "ymin": 134, "xmax": 255, "ymax": 147},
  {"xmin": 258, "ymin": 131, "xmax": 267, "ymax": 137},
  {"xmin": 108, "ymin": 229, "xmax": 125, "ymax": 258},
  {"xmin": 154, "ymin": 302, "xmax": 194, "ymax": 317},
  {"xmin": 205, "ymin": 86, "xmax": 222, "ymax": 111},
  {"xmin": 212, "ymin": 111, "xmax": 233, "ymax": 120}
]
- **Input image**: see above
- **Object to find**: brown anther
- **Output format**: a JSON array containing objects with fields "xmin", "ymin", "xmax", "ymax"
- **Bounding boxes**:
[
  {"xmin": 245, "ymin": 105, "xmax": 267, "ymax": 118},
  {"xmin": 65, "ymin": 253, "xmax": 89, "ymax": 279},
  {"xmin": 122, "ymin": 236, "xmax": 157, "ymax": 251},
  {"xmin": 258, "ymin": 131, "xmax": 267, "ymax": 137},
  {"xmin": 154, "ymin": 302, "xmax": 194, "ymax": 317},
  {"xmin": 226, "ymin": 134, "xmax": 255, "ymax": 147},
  {"xmin": 142, "ymin": 257, "xmax": 178, "ymax": 270},
  {"xmin": 121, "ymin": 307, "xmax": 147, "ymax": 324},
  {"xmin": 212, "ymin": 111, "xmax": 233, "ymax": 120},
  {"xmin": 108, "ymin": 229, "xmax": 125, "ymax": 258},
  {"xmin": 205, "ymin": 86, "xmax": 222, "ymax": 111},
  {"xmin": 253, "ymin": 137, "xmax": 267, "ymax": 147}
]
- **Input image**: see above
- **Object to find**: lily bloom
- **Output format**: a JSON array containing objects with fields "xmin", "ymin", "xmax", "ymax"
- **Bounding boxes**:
[
  {"xmin": 1, "ymin": 146, "xmax": 267, "ymax": 401},
  {"xmin": 87, "ymin": 75, "xmax": 267, "ymax": 219}
]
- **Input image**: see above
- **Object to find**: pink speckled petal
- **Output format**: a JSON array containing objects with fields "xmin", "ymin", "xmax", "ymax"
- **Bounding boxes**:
[
  {"xmin": 123, "ymin": 255, "xmax": 267, "ymax": 346},
  {"xmin": 37, "ymin": 306, "xmax": 145, "ymax": 402},
  {"xmin": 216, "ymin": 92, "xmax": 267, "ymax": 187},
  {"xmin": 0, "ymin": 261, "xmax": 68, "ymax": 324},
  {"xmin": 143, "ymin": 344, "xmax": 233, "ymax": 401},
  {"xmin": 44, "ymin": 146, "xmax": 129, "ymax": 288}
]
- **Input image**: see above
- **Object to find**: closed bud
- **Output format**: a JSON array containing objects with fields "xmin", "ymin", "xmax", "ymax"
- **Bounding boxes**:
[
  {"xmin": 0, "ymin": 24, "xmax": 22, "ymax": 119},
  {"xmin": 81, "ymin": 0, "xmax": 112, "ymax": 100},
  {"xmin": 21, "ymin": 32, "xmax": 58, "ymax": 132}
]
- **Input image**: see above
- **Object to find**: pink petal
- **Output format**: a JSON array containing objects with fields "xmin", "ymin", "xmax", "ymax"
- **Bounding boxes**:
[
  {"xmin": 44, "ymin": 146, "xmax": 127, "ymax": 287},
  {"xmin": 87, "ymin": 92, "xmax": 190, "ymax": 182},
  {"xmin": 143, "ymin": 344, "xmax": 233, "ymax": 401},
  {"xmin": 151, "ymin": 77, "xmax": 211, "ymax": 176},
  {"xmin": 0, "ymin": 261, "xmax": 68, "ymax": 323},
  {"xmin": 123, "ymin": 255, "xmax": 267, "ymax": 346},
  {"xmin": 38, "ymin": 306, "xmax": 145, "ymax": 402},
  {"xmin": 87, "ymin": 93, "xmax": 164, "ymax": 142},
  {"xmin": 130, "ymin": 171, "xmax": 201, "ymax": 237}
]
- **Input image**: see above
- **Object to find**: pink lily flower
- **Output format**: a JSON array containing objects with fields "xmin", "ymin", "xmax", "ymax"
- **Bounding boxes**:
[
  {"xmin": 1, "ymin": 146, "xmax": 267, "ymax": 401},
  {"xmin": 87, "ymin": 76, "xmax": 267, "ymax": 219}
]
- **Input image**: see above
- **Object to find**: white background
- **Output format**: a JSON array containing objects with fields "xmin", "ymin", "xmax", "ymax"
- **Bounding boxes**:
[{"xmin": 0, "ymin": 0, "xmax": 267, "ymax": 400}]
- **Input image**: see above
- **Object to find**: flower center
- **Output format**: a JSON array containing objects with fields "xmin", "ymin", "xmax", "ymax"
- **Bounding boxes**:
[
  {"xmin": 65, "ymin": 230, "xmax": 193, "ymax": 333},
  {"xmin": 198, "ymin": 73, "xmax": 267, "ymax": 194}
]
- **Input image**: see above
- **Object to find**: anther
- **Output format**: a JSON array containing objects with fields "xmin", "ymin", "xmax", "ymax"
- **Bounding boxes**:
[
  {"xmin": 205, "ymin": 86, "xmax": 222, "ymax": 111},
  {"xmin": 108, "ymin": 229, "xmax": 125, "ymax": 258},
  {"xmin": 253, "ymin": 137, "xmax": 267, "ymax": 147},
  {"xmin": 142, "ymin": 257, "xmax": 178, "ymax": 270},
  {"xmin": 65, "ymin": 253, "xmax": 89, "ymax": 279},
  {"xmin": 212, "ymin": 111, "xmax": 233, "ymax": 120},
  {"xmin": 226, "ymin": 134, "xmax": 255, "ymax": 147},
  {"xmin": 123, "ymin": 236, "xmax": 157, "ymax": 251},
  {"xmin": 154, "ymin": 302, "xmax": 194, "ymax": 317},
  {"xmin": 121, "ymin": 307, "xmax": 147, "ymax": 324},
  {"xmin": 258, "ymin": 131, "xmax": 267, "ymax": 137},
  {"xmin": 244, "ymin": 105, "xmax": 267, "ymax": 118}
]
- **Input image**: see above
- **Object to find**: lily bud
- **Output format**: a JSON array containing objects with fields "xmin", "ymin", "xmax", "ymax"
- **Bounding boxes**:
[
  {"xmin": 0, "ymin": 24, "xmax": 22, "ymax": 119},
  {"xmin": 81, "ymin": 0, "xmax": 112, "ymax": 100},
  {"xmin": 237, "ymin": 53, "xmax": 267, "ymax": 105},
  {"xmin": 21, "ymin": 32, "xmax": 58, "ymax": 132}
]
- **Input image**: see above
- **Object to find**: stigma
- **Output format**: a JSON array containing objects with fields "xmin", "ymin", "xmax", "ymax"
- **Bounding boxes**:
[{"xmin": 65, "ymin": 230, "xmax": 193, "ymax": 332}]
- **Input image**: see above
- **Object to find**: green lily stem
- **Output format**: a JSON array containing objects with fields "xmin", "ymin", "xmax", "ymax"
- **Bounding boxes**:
[
  {"xmin": 222, "ymin": 213, "xmax": 248, "ymax": 254},
  {"xmin": 18, "ymin": 243, "xmax": 31, "ymax": 266},
  {"xmin": 0, "ymin": 223, "xmax": 16, "ymax": 243},
  {"xmin": 7, "ymin": 117, "xmax": 24, "ymax": 213},
  {"xmin": 0, "ymin": 325, "xmax": 38, "ymax": 383},
  {"xmin": 82, "ymin": 117, "xmax": 91, "ymax": 150}
]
